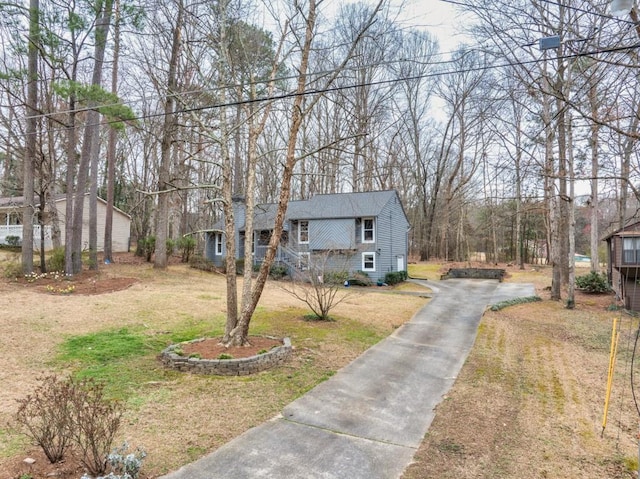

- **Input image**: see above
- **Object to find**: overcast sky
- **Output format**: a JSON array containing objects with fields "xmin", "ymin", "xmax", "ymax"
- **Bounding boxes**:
[{"xmin": 325, "ymin": 0, "xmax": 472, "ymax": 55}]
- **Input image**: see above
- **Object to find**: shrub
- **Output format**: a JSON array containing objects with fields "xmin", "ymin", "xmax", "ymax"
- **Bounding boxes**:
[
  {"xmin": 69, "ymin": 378, "xmax": 123, "ymax": 477},
  {"xmin": 177, "ymin": 236, "xmax": 196, "ymax": 263},
  {"xmin": 136, "ymin": 237, "xmax": 155, "ymax": 262},
  {"xmin": 384, "ymin": 271, "xmax": 408, "ymax": 285},
  {"xmin": 323, "ymin": 270, "xmax": 349, "ymax": 285},
  {"xmin": 349, "ymin": 271, "xmax": 371, "ymax": 286},
  {"xmin": 81, "ymin": 442, "xmax": 146, "ymax": 479},
  {"xmin": 5, "ymin": 235, "xmax": 20, "ymax": 247},
  {"xmin": 490, "ymin": 296, "xmax": 542, "ymax": 311},
  {"xmin": 218, "ymin": 353, "xmax": 234, "ymax": 360},
  {"xmin": 46, "ymin": 247, "xmax": 65, "ymax": 273},
  {"xmin": 3, "ymin": 260, "xmax": 23, "ymax": 279},
  {"xmin": 269, "ymin": 263, "xmax": 288, "ymax": 280},
  {"xmin": 236, "ymin": 259, "xmax": 244, "ymax": 275},
  {"xmin": 16, "ymin": 376, "xmax": 126, "ymax": 476},
  {"xmin": 166, "ymin": 239, "xmax": 176, "ymax": 255},
  {"xmin": 575, "ymin": 271, "xmax": 611, "ymax": 293},
  {"xmin": 189, "ymin": 255, "xmax": 216, "ymax": 272},
  {"xmin": 14, "ymin": 375, "xmax": 74, "ymax": 463}
]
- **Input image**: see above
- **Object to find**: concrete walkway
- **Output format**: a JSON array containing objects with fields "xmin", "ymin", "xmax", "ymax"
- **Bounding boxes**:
[{"xmin": 162, "ymin": 279, "xmax": 535, "ymax": 479}]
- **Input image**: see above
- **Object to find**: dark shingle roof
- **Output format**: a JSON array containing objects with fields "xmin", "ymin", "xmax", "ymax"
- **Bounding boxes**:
[{"xmin": 232, "ymin": 190, "xmax": 402, "ymax": 231}]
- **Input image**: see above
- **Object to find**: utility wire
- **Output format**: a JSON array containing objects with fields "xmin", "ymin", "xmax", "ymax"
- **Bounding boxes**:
[
  {"xmin": 440, "ymin": 0, "xmax": 639, "ymax": 26},
  {"xmin": 18, "ymin": 41, "xmax": 640, "ymax": 134}
]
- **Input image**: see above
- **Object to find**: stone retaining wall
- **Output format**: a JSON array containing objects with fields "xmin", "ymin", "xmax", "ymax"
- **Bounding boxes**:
[
  {"xmin": 161, "ymin": 337, "xmax": 292, "ymax": 376},
  {"xmin": 440, "ymin": 268, "xmax": 506, "ymax": 282}
]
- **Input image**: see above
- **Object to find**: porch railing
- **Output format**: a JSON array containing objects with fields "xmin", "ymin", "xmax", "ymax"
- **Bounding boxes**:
[{"xmin": 0, "ymin": 225, "xmax": 53, "ymax": 248}]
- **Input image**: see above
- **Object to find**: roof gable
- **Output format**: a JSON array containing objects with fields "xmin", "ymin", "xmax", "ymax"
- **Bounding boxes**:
[
  {"xmin": 287, "ymin": 190, "xmax": 400, "ymax": 220},
  {"xmin": 234, "ymin": 190, "xmax": 406, "ymax": 231},
  {"xmin": 603, "ymin": 220, "xmax": 640, "ymax": 241}
]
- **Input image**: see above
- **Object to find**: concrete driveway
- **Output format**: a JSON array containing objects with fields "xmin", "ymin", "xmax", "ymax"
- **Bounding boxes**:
[{"xmin": 162, "ymin": 279, "xmax": 535, "ymax": 479}]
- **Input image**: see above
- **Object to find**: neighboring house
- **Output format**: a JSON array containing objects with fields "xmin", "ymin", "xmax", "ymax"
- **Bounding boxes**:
[
  {"xmin": 205, "ymin": 190, "xmax": 410, "ymax": 283},
  {"xmin": 0, "ymin": 194, "xmax": 131, "ymax": 252},
  {"xmin": 604, "ymin": 221, "xmax": 640, "ymax": 311}
]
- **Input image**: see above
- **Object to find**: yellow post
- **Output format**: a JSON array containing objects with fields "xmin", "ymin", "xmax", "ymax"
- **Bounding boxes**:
[{"xmin": 602, "ymin": 317, "xmax": 619, "ymax": 435}]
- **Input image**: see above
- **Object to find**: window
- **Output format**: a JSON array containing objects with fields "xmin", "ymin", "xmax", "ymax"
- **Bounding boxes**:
[
  {"xmin": 299, "ymin": 220, "xmax": 309, "ymax": 244},
  {"xmin": 623, "ymin": 237, "xmax": 640, "ymax": 263},
  {"xmin": 362, "ymin": 252, "xmax": 375, "ymax": 271},
  {"xmin": 298, "ymin": 252, "xmax": 310, "ymax": 270},
  {"xmin": 362, "ymin": 218, "xmax": 375, "ymax": 243},
  {"xmin": 215, "ymin": 233, "xmax": 223, "ymax": 255}
]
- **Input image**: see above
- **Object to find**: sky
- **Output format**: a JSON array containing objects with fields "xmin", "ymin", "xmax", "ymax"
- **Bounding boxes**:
[{"xmin": 327, "ymin": 0, "xmax": 473, "ymax": 55}]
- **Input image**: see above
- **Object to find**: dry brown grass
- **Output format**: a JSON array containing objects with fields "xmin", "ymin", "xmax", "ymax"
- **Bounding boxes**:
[
  {"xmin": 403, "ymin": 265, "xmax": 639, "ymax": 479},
  {"xmin": 0, "ymin": 255, "xmax": 427, "ymax": 478}
]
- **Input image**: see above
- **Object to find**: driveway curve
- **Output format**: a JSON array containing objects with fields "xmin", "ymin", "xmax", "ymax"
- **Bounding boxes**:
[{"xmin": 162, "ymin": 279, "xmax": 535, "ymax": 479}]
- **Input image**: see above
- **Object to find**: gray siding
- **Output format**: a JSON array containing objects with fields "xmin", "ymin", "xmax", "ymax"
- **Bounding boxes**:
[{"xmin": 309, "ymin": 219, "xmax": 355, "ymax": 250}]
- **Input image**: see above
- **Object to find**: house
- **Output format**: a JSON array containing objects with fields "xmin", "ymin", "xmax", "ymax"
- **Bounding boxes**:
[
  {"xmin": 604, "ymin": 221, "xmax": 640, "ymax": 310},
  {"xmin": 0, "ymin": 194, "xmax": 131, "ymax": 252},
  {"xmin": 205, "ymin": 190, "xmax": 410, "ymax": 283}
]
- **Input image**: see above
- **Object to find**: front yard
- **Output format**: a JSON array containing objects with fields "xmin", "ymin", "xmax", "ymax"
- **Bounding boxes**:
[{"xmin": 0, "ymin": 253, "xmax": 427, "ymax": 478}]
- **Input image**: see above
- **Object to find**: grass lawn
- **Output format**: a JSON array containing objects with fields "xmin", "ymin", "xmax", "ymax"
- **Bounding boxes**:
[
  {"xmin": 2, "ymin": 256, "xmax": 635, "ymax": 479},
  {"xmin": 403, "ymin": 263, "xmax": 639, "ymax": 478},
  {"xmin": 0, "ymin": 254, "xmax": 428, "ymax": 477}
]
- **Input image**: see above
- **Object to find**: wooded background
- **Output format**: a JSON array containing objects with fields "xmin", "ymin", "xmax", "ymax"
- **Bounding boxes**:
[{"xmin": 2, "ymin": 0, "xmax": 639, "ymax": 303}]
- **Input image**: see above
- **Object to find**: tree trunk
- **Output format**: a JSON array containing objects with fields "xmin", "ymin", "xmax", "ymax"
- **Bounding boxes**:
[
  {"xmin": 22, "ymin": 0, "xmax": 39, "ymax": 275},
  {"xmin": 71, "ymin": 0, "xmax": 113, "ymax": 274},
  {"xmin": 227, "ymin": 0, "xmax": 319, "ymax": 346},
  {"xmin": 154, "ymin": 0, "xmax": 183, "ymax": 269},
  {"xmin": 104, "ymin": 0, "xmax": 121, "ymax": 264}
]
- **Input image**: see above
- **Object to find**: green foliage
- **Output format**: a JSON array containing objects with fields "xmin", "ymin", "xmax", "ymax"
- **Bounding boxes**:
[
  {"xmin": 323, "ymin": 270, "xmax": 349, "ymax": 285},
  {"xmin": 269, "ymin": 263, "xmax": 288, "ymax": 280},
  {"xmin": 189, "ymin": 255, "xmax": 216, "ymax": 272},
  {"xmin": 2, "ymin": 260, "xmax": 23, "ymax": 279},
  {"xmin": 46, "ymin": 247, "xmax": 65, "ymax": 273},
  {"xmin": 236, "ymin": 258, "xmax": 245, "ymax": 275},
  {"xmin": 166, "ymin": 239, "xmax": 176, "ymax": 255},
  {"xmin": 217, "ymin": 353, "xmax": 234, "ymax": 360},
  {"xmin": 58, "ymin": 328, "xmax": 149, "ymax": 365},
  {"xmin": 5, "ymin": 235, "xmax": 20, "ymax": 247},
  {"xmin": 52, "ymin": 80, "xmax": 137, "ymax": 130},
  {"xmin": 136, "ymin": 236, "xmax": 155, "ymax": 262},
  {"xmin": 100, "ymin": 442, "xmax": 147, "ymax": 479},
  {"xmin": 576, "ymin": 271, "xmax": 611, "ymax": 293},
  {"xmin": 490, "ymin": 296, "xmax": 542, "ymax": 311},
  {"xmin": 177, "ymin": 235, "xmax": 196, "ymax": 263},
  {"xmin": 384, "ymin": 271, "xmax": 408, "ymax": 285}
]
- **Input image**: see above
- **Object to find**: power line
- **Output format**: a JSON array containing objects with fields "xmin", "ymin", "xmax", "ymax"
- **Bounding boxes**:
[
  {"xmin": 441, "ymin": 0, "xmax": 639, "ymax": 26},
  {"xmin": 47, "ymin": 42, "xmax": 640, "ymax": 128}
]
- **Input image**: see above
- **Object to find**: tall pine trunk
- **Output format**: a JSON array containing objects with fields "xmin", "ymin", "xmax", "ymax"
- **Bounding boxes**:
[
  {"xmin": 154, "ymin": 0, "xmax": 183, "ymax": 269},
  {"xmin": 22, "ymin": 0, "xmax": 39, "ymax": 274},
  {"xmin": 71, "ymin": 0, "xmax": 113, "ymax": 274}
]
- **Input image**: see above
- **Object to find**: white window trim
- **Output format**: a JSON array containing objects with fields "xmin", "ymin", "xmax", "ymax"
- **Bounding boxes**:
[
  {"xmin": 362, "ymin": 252, "xmax": 376, "ymax": 272},
  {"xmin": 215, "ymin": 233, "xmax": 223, "ymax": 255},
  {"xmin": 299, "ymin": 220, "xmax": 309, "ymax": 244},
  {"xmin": 362, "ymin": 217, "xmax": 375, "ymax": 243}
]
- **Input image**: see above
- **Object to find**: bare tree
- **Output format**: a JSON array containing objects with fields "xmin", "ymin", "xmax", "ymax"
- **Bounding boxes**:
[
  {"xmin": 280, "ymin": 251, "xmax": 354, "ymax": 321},
  {"xmin": 22, "ymin": 0, "xmax": 39, "ymax": 275}
]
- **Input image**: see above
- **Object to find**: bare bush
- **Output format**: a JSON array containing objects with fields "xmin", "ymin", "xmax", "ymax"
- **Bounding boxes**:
[
  {"xmin": 281, "ymin": 251, "xmax": 354, "ymax": 320},
  {"xmin": 15, "ymin": 375, "xmax": 74, "ymax": 463},
  {"xmin": 69, "ymin": 379, "xmax": 124, "ymax": 477},
  {"xmin": 15, "ymin": 375, "xmax": 125, "ymax": 476}
]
